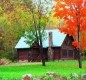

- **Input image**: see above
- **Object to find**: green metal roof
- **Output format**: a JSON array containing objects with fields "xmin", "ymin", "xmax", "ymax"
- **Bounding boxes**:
[{"xmin": 15, "ymin": 29, "xmax": 66, "ymax": 49}]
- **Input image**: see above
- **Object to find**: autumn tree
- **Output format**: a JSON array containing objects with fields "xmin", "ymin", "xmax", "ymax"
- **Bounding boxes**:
[
  {"xmin": 0, "ymin": 0, "xmax": 31, "ymax": 60},
  {"xmin": 0, "ymin": 0, "xmax": 54, "ymax": 63},
  {"xmin": 54, "ymin": 0, "xmax": 86, "ymax": 68}
]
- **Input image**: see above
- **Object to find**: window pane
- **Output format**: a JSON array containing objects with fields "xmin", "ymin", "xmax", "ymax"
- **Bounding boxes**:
[
  {"xmin": 62, "ymin": 49, "xmax": 67, "ymax": 57},
  {"xmin": 68, "ymin": 50, "xmax": 73, "ymax": 57}
]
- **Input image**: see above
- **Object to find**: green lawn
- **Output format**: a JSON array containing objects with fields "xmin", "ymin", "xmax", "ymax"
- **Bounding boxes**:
[{"xmin": 0, "ymin": 60, "xmax": 86, "ymax": 79}]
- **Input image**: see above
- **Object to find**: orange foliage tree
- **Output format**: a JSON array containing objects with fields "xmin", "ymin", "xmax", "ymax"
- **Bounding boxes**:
[{"xmin": 54, "ymin": 0, "xmax": 86, "ymax": 68}]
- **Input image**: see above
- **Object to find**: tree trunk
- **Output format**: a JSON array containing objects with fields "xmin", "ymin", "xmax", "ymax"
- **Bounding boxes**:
[
  {"xmin": 39, "ymin": 39, "xmax": 45, "ymax": 66},
  {"xmin": 77, "ymin": 24, "xmax": 82, "ymax": 68},
  {"xmin": 78, "ymin": 49, "xmax": 82, "ymax": 68}
]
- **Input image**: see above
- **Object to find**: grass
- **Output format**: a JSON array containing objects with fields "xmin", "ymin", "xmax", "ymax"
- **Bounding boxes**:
[{"xmin": 0, "ymin": 60, "xmax": 86, "ymax": 79}]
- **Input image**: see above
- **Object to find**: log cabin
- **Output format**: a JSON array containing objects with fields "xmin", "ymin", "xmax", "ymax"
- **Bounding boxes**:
[{"xmin": 15, "ymin": 29, "xmax": 77, "ymax": 62}]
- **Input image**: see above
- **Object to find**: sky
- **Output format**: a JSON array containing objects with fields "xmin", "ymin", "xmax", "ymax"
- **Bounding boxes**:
[
  {"xmin": 32, "ymin": 0, "xmax": 55, "ymax": 10},
  {"xmin": 32, "ymin": 0, "xmax": 56, "ymax": 17}
]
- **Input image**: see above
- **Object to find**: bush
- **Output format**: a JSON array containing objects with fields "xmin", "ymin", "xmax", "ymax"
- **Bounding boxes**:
[
  {"xmin": 0, "ymin": 58, "xmax": 11, "ymax": 65},
  {"xmin": 0, "ymin": 52, "xmax": 16, "ymax": 61},
  {"xmin": 1, "ymin": 72, "xmax": 86, "ymax": 80},
  {"xmin": 45, "ymin": 72, "xmax": 61, "ymax": 80},
  {"xmin": 22, "ymin": 72, "xmax": 67, "ymax": 80}
]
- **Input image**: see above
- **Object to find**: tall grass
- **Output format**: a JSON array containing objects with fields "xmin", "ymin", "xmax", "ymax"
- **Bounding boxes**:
[{"xmin": 0, "ymin": 60, "xmax": 86, "ymax": 79}]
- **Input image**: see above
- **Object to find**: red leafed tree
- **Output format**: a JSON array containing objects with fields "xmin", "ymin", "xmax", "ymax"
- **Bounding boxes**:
[{"xmin": 54, "ymin": 0, "xmax": 86, "ymax": 68}]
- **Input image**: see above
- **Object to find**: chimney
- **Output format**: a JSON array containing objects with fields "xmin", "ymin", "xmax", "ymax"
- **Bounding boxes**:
[
  {"xmin": 48, "ymin": 32, "xmax": 54, "ymax": 61},
  {"xmin": 49, "ymin": 32, "xmax": 52, "ymax": 47}
]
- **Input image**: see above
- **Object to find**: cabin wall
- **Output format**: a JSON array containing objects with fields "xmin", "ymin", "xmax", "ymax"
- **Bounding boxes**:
[
  {"xmin": 17, "ymin": 47, "xmax": 61, "ymax": 62},
  {"xmin": 17, "ymin": 49, "xmax": 29, "ymax": 62},
  {"xmin": 61, "ymin": 35, "xmax": 77, "ymax": 60},
  {"xmin": 17, "ymin": 48, "xmax": 77, "ymax": 62},
  {"xmin": 17, "ymin": 48, "xmax": 48, "ymax": 62},
  {"xmin": 53, "ymin": 47, "xmax": 61, "ymax": 60}
]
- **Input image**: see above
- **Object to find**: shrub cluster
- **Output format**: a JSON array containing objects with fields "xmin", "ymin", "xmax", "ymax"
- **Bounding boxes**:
[
  {"xmin": 0, "ymin": 52, "xmax": 16, "ymax": 61},
  {"xmin": 0, "ymin": 72, "xmax": 86, "ymax": 80},
  {"xmin": 0, "ymin": 58, "xmax": 11, "ymax": 65},
  {"xmin": 22, "ymin": 72, "xmax": 86, "ymax": 80}
]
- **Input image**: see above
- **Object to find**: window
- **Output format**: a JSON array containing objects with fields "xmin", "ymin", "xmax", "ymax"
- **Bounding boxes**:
[
  {"xmin": 68, "ymin": 50, "xmax": 73, "ymax": 57},
  {"xmin": 62, "ymin": 49, "xmax": 67, "ymax": 58},
  {"xmin": 61, "ymin": 49, "xmax": 74, "ymax": 59}
]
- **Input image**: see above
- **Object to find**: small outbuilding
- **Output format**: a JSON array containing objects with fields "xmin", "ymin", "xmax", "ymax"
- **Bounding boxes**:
[{"xmin": 15, "ymin": 29, "xmax": 77, "ymax": 62}]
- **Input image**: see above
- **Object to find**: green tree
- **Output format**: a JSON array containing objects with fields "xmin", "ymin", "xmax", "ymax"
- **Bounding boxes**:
[{"xmin": 23, "ymin": 0, "xmax": 53, "ymax": 66}]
